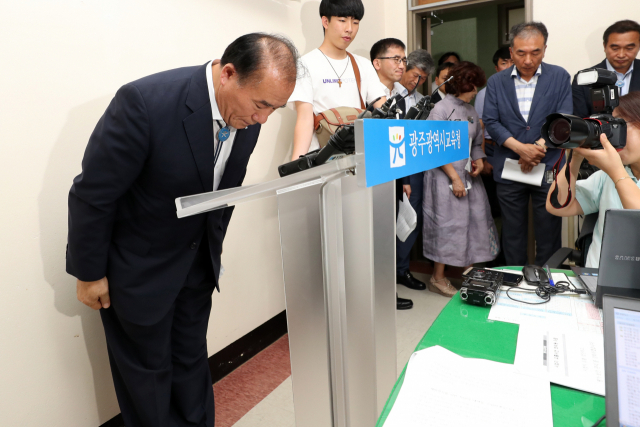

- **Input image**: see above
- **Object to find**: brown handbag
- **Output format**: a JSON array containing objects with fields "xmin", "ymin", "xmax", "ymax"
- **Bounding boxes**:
[{"xmin": 313, "ymin": 52, "xmax": 366, "ymax": 148}]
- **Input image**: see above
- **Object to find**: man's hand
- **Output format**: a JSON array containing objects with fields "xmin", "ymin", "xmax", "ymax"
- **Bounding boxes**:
[
  {"xmin": 77, "ymin": 277, "xmax": 110, "ymax": 310},
  {"xmin": 469, "ymin": 159, "xmax": 484, "ymax": 177},
  {"xmin": 517, "ymin": 143, "xmax": 546, "ymax": 165},
  {"xmin": 518, "ymin": 158, "xmax": 534, "ymax": 173},
  {"xmin": 481, "ymin": 160, "xmax": 493, "ymax": 176},
  {"xmin": 402, "ymin": 184, "xmax": 411, "ymax": 199}
]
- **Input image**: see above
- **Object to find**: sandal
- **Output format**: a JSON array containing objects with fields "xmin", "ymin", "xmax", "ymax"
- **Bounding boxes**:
[{"xmin": 428, "ymin": 276, "xmax": 457, "ymax": 297}]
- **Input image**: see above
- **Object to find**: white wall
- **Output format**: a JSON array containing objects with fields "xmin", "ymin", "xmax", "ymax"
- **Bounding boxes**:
[
  {"xmin": 0, "ymin": 0, "xmax": 406, "ymax": 425},
  {"xmin": 533, "ymin": 0, "xmax": 639, "ymax": 77}
]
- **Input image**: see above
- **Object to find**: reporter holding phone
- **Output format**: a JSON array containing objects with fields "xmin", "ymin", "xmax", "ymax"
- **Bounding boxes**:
[
  {"xmin": 422, "ymin": 61, "xmax": 500, "ymax": 297},
  {"xmin": 546, "ymin": 92, "xmax": 640, "ymax": 268}
]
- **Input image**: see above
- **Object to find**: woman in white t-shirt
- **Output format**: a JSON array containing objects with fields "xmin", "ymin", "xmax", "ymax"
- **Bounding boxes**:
[{"xmin": 288, "ymin": 11, "xmax": 386, "ymax": 160}]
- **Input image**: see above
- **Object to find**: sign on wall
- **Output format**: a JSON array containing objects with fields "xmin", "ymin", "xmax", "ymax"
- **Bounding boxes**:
[{"xmin": 358, "ymin": 119, "xmax": 470, "ymax": 187}]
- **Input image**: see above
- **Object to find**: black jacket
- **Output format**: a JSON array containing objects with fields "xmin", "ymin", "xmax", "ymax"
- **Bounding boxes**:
[
  {"xmin": 572, "ymin": 58, "xmax": 640, "ymax": 118},
  {"xmin": 67, "ymin": 64, "xmax": 260, "ymax": 325}
]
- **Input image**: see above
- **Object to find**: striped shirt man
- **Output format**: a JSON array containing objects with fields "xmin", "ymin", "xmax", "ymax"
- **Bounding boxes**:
[{"xmin": 511, "ymin": 65, "xmax": 542, "ymax": 122}]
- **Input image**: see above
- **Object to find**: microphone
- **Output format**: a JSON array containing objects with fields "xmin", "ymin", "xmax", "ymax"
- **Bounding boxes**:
[{"xmin": 432, "ymin": 76, "xmax": 453, "ymax": 96}]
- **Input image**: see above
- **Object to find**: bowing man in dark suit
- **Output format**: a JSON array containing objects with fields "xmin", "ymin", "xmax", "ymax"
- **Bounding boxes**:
[
  {"xmin": 572, "ymin": 20, "xmax": 640, "ymax": 118},
  {"xmin": 66, "ymin": 33, "xmax": 298, "ymax": 427},
  {"xmin": 483, "ymin": 22, "xmax": 572, "ymax": 267}
]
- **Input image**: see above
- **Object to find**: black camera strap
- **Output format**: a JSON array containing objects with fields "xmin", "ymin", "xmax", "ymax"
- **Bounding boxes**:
[{"xmin": 549, "ymin": 149, "xmax": 574, "ymax": 209}]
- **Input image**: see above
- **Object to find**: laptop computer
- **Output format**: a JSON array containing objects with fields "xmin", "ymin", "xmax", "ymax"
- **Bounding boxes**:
[
  {"xmin": 602, "ymin": 294, "xmax": 640, "ymax": 427},
  {"xmin": 570, "ymin": 209, "xmax": 640, "ymax": 308}
]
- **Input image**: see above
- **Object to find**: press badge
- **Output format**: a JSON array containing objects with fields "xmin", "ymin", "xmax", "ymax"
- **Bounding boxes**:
[{"xmin": 545, "ymin": 170, "xmax": 554, "ymax": 184}]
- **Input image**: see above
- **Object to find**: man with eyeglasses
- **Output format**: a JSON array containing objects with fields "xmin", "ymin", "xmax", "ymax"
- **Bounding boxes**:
[
  {"xmin": 370, "ymin": 38, "xmax": 407, "ymax": 102},
  {"xmin": 370, "ymin": 38, "xmax": 427, "ymax": 310}
]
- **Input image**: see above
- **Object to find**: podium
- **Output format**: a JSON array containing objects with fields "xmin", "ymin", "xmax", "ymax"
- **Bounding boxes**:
[{"xmin": 176, "ymin": 119, "xmax": 470, "ymax": 427}]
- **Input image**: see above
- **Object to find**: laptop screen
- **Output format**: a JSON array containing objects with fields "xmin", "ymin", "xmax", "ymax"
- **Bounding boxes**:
[
  {"xmin": 613, "ymin": 307, "xmax": 640, "ymax": 426},
  {"xmin": 599, "ymin": 210, "xmax": 640, "ymax": 289}
]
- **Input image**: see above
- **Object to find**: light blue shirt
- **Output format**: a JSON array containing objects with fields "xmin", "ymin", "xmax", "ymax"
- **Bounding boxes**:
[
  {"xmin": 606, "ymin": 59, "xmax": 634, "ymax": 97},
  {"xmin": 391, "ymin": 81, "xmax": 424, "ymax": 112},
  {"xmin": 511, "ymin": 65, "xmax": 542, "ymax": 122},
  {"xmin": 575, "ymin": 167, "xmax": 639, "ymax": 267}
]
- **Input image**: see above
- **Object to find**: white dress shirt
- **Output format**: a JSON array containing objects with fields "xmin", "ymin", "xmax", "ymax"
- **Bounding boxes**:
[
  {"xmin": 205, "ymin": 60, "xmax": 237, "ymax": 191},
  {"xmin": 383, "ymin": 82, "xmax": 424, "ymax": 116},
  {"xmin": 606, "ymin": 59, "xmax": 634, "ymax": 97}
]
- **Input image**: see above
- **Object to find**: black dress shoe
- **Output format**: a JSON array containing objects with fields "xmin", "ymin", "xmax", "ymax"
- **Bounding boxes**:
[
  {"xmin": 397, "ymin": 271, "xmax": 427, "ymax": 290},
  {"xmin": 397, "ymin": 295, "xmax": 413, "ymax": 310}
]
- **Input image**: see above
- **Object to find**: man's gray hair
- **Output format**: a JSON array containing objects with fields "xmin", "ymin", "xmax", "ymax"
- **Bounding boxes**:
[
  {"xmin": 406, "ymin": 49, "xmax": 435, "ymax": 75},
  {"xmin": 509, "ymin": 22, "xmax": 548, "ymax": 47}
]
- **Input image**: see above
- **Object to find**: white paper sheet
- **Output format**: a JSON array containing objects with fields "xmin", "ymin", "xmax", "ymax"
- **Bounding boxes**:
[
  {"xmin": 513, "ymin": 326, "xmax": 605, "ymax": 396},
  {"xmin": 501, "ymin": 158, "xmax": 545, "ymax": 186},
  {"xmin": 383, "ymin": 346, "xmax": 553, "ymax": 427},
  {"xmin": 489, "ymin": 291, "xmax": 603, "ymax": 334},
  {"xmin": 396, "ymin": 193, "xmax": 417, "ymax": 242}
]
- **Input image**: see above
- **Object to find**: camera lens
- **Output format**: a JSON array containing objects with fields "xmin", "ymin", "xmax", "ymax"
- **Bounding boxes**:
[{"xmin": 549, "ymin": 118, "xmax": 571, "ymax": 145}]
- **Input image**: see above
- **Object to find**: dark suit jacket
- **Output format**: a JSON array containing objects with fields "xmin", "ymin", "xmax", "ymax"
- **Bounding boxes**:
[
  {"xmin": 484, "ymin": 63, "xmax": 573, "ymax": 184},
  {"xmin": 67, "ymin": 64, "xmax": 260, "ymax": 325},
  {"xmin": 572, "ymin": 58, "xmax": 640, "ymax": 118},
  {"xmin": 430, "ymin": 91, "xmax": 443, "ymax": 104}
]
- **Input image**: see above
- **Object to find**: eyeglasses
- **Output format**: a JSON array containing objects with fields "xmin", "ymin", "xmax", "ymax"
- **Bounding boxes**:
[{"xmin": 378, "ymin": 56, "xmax": 408, "ymax": 65}]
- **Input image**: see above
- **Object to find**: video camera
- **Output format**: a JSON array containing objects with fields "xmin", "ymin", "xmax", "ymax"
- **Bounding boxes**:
[
  {"xmin": 541, "ymin": 68, "xmax": 627, "ymax": 150},
  {"xmin": 278, "ymin": 76, "xmax": 442, "ymax": 177}
]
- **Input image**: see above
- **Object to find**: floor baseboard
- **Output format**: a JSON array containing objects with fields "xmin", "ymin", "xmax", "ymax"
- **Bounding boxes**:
[{"xmin": 99, "ymin": 310, "xmax": 288, "ymax": 427}]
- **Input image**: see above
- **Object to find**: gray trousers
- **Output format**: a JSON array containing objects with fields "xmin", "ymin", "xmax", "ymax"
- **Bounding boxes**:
[{"xmin": 496, "ymin": 180, "xmax": 562, "ymax": 266}]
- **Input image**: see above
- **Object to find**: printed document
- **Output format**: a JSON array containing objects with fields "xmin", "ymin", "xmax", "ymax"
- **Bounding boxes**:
[
  {"xmin": 488, "ymin": 291, "xmax": 603, "ymax": 334},
  {"xmin": 501, "ymin": 158, "xmax": 545, "ymax": 186},
  {"xmin": 383, "ymin": 346, "xmax": 553, "ymax": 427},
  {"xmin": 396, "ymin": 193, "xmax": 417, "ymax": 242},
  {"xmin": 514, "ymin": 326, "xmax": 605, "ymax": 395}
]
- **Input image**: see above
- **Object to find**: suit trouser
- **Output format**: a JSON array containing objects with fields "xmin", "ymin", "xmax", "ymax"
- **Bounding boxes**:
[
  {"xmin": 100, "ymin": 243, "xmax": 216, "ymax": 427},
  {"xmin": 496, "ymin": 180, "xmax": 562, "ymax": 267},
  {"xmin": 396, "ymin": 173, "xmax": 424, "ymax": 275}
]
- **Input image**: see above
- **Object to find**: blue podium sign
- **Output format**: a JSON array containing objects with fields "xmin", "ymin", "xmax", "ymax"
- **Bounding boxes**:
[{"xmin": 356, "ymin": 119, "xmax": 469, "ymax": 187}]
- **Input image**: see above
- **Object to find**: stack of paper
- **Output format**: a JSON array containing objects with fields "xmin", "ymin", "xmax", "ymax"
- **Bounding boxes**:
[
  {"xmin": 396, "ymin": 193, "xmax": 417, "ymax": 242},
  {"xmin": 513, "ymin": 326, "xmax": 605, "ymax": 396},
  {"xmin": 383, "ymin": 346, "xmax": 553, "ymax": 427}
]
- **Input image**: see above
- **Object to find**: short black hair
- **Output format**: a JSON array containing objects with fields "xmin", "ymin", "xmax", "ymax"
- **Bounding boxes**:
[
  {"xmin": 492, "ymin": 47, "xmax": 511, "ymax": 66},
  {"xmin": 319, "ymin": 0, "xmax": 365, "ymax": 21},
  {"xmin": 437, "ymin": 51, "xmax": 460, "ymax": 66},
  {"xmin": 220, "ymin": 33, "xmax": 299, "ymax": 86},
  {"xmin": 603, "ymin": 20, "xmax": 640, "ymax": 45},
  {"xmin": 435, "ymin": 61, "xmax": 454, "ymax": 78},
  {"xmin": 370, "ymin": 38, "xmax": 406, "ymax": 63},
  {"xmin": 406, "ymin": 49, "xmax": 435, "ymax": 75},
  {"xmin": 509, "ymin": 22, "xmax": 548, "ymax": 47}
]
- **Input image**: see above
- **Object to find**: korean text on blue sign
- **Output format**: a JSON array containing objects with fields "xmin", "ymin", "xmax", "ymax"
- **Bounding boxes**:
[{"xmin": 361, "ymin": 119, "xmax": 469, "ymax": 187}]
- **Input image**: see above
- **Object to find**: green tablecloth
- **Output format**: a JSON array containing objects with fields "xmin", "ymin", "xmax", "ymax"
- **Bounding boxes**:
[{"xmin": 376, "ymin": 268, "xmax": 606, "ymax": 427}]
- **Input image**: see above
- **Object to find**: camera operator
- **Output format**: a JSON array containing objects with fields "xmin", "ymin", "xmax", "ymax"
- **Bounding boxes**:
[
  {"xmin": 483, "ymin": 22, "xmax": 572, "ymax": 267},
  {"xmin": 573, "ymin": 20, "xmax": 640, "ymax": 118},
  {"xmin": 546, "ymin": 92, "xmax": 640, "ymax": 268}
]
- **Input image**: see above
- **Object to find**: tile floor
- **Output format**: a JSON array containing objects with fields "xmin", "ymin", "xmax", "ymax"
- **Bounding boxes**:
[{"xmin": 228, "ymin": 271, "xmax": 453, "ymax": 427}]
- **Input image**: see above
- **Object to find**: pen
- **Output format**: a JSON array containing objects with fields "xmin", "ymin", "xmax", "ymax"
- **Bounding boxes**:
[{"xmin": 544, "ymin": 265, "xmax": 555, "ymax": 286}]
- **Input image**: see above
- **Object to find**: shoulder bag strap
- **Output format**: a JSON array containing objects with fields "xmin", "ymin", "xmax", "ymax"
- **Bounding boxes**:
[{"xmin": 346, "ymin": 52, "xmax": 365, "ymax": 109}]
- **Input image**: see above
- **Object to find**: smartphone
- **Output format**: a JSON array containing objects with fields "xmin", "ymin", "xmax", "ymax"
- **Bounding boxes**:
[{"xmin": 502, "ymin": 272, "xmax": 524, "ymax": 287}]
